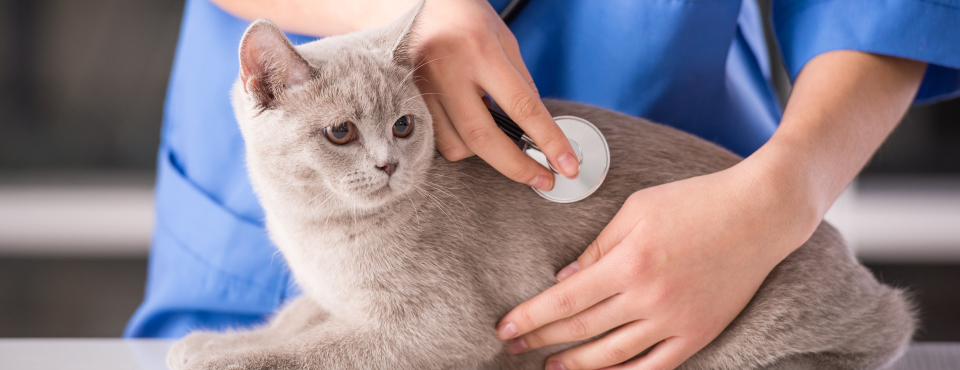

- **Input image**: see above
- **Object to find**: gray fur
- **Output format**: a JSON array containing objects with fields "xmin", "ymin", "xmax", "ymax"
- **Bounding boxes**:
[{"xmin": 168, "ymin": 4, "xmax": 915, "ymax": 369}]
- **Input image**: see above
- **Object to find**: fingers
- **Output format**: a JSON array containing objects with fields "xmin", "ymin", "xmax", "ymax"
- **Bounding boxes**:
[
  {"xmin": 478, "ymin": 50, "xmax": 580, "ymax": 179},
  {"xmin": 497, "ymin": 265, "xmax": 617, "ymax": 341},
  {"xmin": 579, "ymin": 225, "xmax": 624, "ymax": 271},
  {"xmin": 497, "ymin": 29, "xmax": 538, "ymax": 94},
  {"xmin": 482, "ymin": 95, "xmax": 493, "ymax": 109},
  {"xmin": 437, "ymin": 82, "xmax": 555, "ymax": 190},
  {"xmin": 506, "ymin": 294, "xmax": 638, "ymax": 354},
  {"xmin": 545, "ymin": 320, "xmax": 666, "ymax": 370},
  {"xmin": 422, "ymin": 93, "xmax": 473, "ymax": 161},
  {"xmin": 555, "ymin": 260, "xmax": 581, "ymax": 282},
  {"xmin": 415, "ymin": 17, "xmax": 569, "ymax": 185},
  {"xmin": 556, "ymin": 203, "xmax": 642, "ymax": 282},
  {"xmin": 617, "ymin": 336, "xmax": 694, "ymax": 370}
]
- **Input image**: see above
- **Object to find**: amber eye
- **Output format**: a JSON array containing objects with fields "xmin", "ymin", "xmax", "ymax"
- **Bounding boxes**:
[
  {"xmin": 324, "ymin": 122, "xmax": 357, "ymax": 145},
  {"xmin": 393, "ymin": 115, "xmax": 414, "ymax": 138}
]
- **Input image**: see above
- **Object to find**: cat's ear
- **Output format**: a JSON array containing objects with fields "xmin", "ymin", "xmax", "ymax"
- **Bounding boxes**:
[
  {"xmin": 387, "ymin": 0, "xmax": 425, "ymax": 67},
  {"xmin": 239, "ymin": 19, "xmax": 313, "ymax": 108}
]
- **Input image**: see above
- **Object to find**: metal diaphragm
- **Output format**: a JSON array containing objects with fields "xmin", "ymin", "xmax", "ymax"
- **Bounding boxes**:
[{"xmin": 524, "ymin": 116, "xmax": 610, "ymax": 203}]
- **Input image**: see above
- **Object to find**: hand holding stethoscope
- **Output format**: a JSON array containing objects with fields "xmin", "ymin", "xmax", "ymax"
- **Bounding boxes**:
[{"xmin": 411, "ymin": 0, "xmax": 581, "ymax": 193}]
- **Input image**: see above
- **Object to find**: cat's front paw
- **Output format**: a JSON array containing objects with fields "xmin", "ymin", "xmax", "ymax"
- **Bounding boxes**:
[
  {"xmin": 166, "ymin": 332, "xmax": 232, "ymax": 369},
  {"xmin": 176, "ymin": 349, "xmax": 301, "ymax": 370}
]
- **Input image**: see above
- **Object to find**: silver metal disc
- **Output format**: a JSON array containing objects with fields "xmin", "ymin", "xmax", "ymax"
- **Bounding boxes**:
[{"xmin": 527, "ymin": 116, "xmax": 610, "ymax": 203}]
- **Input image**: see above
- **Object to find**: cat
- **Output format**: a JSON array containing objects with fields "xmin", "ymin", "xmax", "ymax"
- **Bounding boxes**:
[{"xmin": 167, "ymin": 3, "xmax": 915, "ymax": 369}]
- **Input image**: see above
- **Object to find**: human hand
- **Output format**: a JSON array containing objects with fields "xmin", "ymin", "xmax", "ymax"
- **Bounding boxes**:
[
  {"xmin": 495, "ymin": 164, "xmax": 819, "ymax": 369},
  {"xmin": 411, "ymin": 0, "xmax": 579, "ymax": 190}
]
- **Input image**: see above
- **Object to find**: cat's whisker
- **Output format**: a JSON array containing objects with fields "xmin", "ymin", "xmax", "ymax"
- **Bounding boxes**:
[
  {"xmin": 394, "ymin": 54, "xmax": 455, "ymax": 101},
  {"xmin": 316, "ymin": 194, "xmax": 335, "ymax": 208},
  {"xmin": 398, "ymin": 54, "xmax": 453, "ymax": 88},
  {"xmin": 409, "ymin": 76, "xmax": 429, "ymax": 85},
  {"xmin": 421, "ymin": 180, "xmax": 483, "ymax": 232},
  {"xmin": 415, "ymin": 185, "xmax": 464, "ymax": 240},
  {"xmin": 310, "ymin": 192, "xmax": 335, "ymax": 209},
  {"xmin": 427, "ymin": 173, "xmax": 472, "ymax": 191},
  {"xmin": 401, "ymin": 92, "xmax": 450, "ymax": 106},
  {"xmin": 270, "ymin": 249, "xmax": 284, "ymax": 265},
  {"xmin": 352, "ymin": 206, "xmax": 359, "ymax": 229},
  {"xmin": 404, "ymin": 192, "xmax": 421, "ymax": 226},
  {"xmin": 422, "ymin": 182, "xmax": 473, "ymax": 238},
  {"xmin": 427, "ymin": 174, "xmax": 482, "ymax": 217}
]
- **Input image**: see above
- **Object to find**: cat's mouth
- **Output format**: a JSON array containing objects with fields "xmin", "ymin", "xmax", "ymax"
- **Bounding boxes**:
[
  {"xmin": 369, "ymin": 178, "xmax": 396, "ymax": 196},
  {"xmin": 369, "ymin": 174, "xmax": 414, "ymax": 201},
  {"xmin": 346, "ymin": 172, "xmax": 409, "ymax": 205}
]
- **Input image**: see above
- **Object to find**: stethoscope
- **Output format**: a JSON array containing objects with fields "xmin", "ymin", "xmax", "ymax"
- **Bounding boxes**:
[
  {"xmin": 489, "ymin": 0, "xmax": 610, "ymax": 203},
  {"xmin": 499, "ymin": 0, "xmax": 531, "ymax": 24}
]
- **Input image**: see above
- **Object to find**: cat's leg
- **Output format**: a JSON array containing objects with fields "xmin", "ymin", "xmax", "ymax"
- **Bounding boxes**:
[
  {"xmin": 176, "ymin": 309, "xmax": 505, "ymax": 370},
  {"xmin": 180, "ymin": 322, "xmax": 576, "ymax": 370},
  {"xmin": 167, "ymin": 296, "xmax": 329, "ymax": 369},
  {"xmin": 754, "ymin": 354, "xmax": 818, "ymax": 370}
]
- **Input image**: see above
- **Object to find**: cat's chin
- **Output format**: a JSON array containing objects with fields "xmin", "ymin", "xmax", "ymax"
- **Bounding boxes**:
[{"xmin": 344, "ymin": 184, "xmax": 409, "ymax": 211}]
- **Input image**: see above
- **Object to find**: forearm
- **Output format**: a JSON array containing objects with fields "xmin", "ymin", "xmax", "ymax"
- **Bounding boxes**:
[
  {"xmin": 210, "ymin": 0, "xmax": 418, "ymax": 36},
  {"xmin": 744, "ymin": 51, "xmax": 926, "ymax": 251}
]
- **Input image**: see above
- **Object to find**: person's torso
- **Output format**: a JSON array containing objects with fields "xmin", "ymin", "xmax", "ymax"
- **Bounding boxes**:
[{"xmin": 163, "ymin": 0, "xmax": 780, "ymax": 222}]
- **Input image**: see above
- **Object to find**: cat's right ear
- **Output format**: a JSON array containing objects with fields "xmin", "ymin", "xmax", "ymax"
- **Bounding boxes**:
[{"xmin": 239, "ymin": 19, "xmax": 313, "ymax": 109}]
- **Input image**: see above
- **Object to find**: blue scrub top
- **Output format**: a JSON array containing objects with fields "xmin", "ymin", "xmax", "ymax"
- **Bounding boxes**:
[{"xmin": 126, "ymin": 0, "xmax": 960, "ymax": 338}]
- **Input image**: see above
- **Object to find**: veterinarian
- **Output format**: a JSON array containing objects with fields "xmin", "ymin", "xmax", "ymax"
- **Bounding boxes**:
[{"xmin": 127, "ymin": 0, "xmax": 960, "ymax": 368}]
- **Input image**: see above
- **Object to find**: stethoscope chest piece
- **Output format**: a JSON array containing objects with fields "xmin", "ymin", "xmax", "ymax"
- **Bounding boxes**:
[
  {"xmin": 525, "ymin": 116, "xmax": 610, "ymax": 203},
  {"xmin": 493, "ymin": 2, "xmax": 608, "ymax": 203}
]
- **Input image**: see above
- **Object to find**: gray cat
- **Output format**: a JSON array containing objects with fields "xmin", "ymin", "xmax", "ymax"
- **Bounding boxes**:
[{"xmin": 167, "ymin": 3, "xmax": 915, "ymax": 369}]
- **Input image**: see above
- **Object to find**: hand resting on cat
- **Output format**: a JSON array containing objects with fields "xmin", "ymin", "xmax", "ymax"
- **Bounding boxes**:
[{"xmin": 167, "ymin": 4, "xmax": 915, "ymax": 369}]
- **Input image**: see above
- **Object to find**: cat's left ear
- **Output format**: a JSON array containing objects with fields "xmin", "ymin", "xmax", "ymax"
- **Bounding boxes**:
[{"xmin": 387, "ymin": 0, "xmax": 426, "ymax": 67}]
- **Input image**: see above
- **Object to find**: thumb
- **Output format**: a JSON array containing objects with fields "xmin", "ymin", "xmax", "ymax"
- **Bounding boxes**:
[{"xmin": 555, "ymin": 206, "xmax": 638, "ymax": 282}]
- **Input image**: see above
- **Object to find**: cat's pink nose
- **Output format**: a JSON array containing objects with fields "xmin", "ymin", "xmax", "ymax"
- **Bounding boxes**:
[{"xmin": 377, "ymin": 162, "xmax": 398, "ymax": 176}]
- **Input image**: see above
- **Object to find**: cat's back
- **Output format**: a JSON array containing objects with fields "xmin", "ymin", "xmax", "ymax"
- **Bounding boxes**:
[{"xmin": 542, "ymin": 99, "xmax": 742, "ymax": 189}]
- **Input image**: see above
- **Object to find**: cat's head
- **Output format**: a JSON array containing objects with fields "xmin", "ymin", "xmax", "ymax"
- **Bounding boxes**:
[{"xmin": 232, "ymin": 3, "xmax": 433, "ymax": 214}]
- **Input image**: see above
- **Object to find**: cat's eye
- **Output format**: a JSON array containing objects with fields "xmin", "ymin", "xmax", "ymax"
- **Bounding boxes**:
[
  {"xmin": 393, "ymin": 115, "xmax": 414, "ymax": 138},
  {"xmin": 324, "ymin": 122, "xmax": 357, "ymax": 145}
]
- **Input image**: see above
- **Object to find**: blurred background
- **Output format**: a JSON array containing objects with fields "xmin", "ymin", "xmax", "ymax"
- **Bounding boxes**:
[{"xmin": 0, "ymin": 0, "xmax": 958, "ymax": 340}]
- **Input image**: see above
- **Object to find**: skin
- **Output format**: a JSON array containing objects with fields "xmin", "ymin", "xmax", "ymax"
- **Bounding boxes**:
[{"xmin": 211, "ymin": 0, "xmax": 928, "ymax": 368}]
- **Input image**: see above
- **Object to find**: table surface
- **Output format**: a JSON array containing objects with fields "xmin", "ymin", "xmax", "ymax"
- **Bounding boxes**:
[{"xmin": 0, "ymin": 339, "xmax": 957, "ymax": 370}]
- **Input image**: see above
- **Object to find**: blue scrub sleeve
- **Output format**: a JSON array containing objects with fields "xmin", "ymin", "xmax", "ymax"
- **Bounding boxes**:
[
  {"xmin": 124, "ymin": 146, "xmax": 298, "ymax": 338},
  {"xmin": 774, "ymin": 0, "xmax": 960, "ymax": 103}
]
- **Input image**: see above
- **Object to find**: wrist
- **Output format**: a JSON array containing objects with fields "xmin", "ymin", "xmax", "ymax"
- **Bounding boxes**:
[{"xmin": 732, "ymin": 140, "xmax": 824, "ymax": 252}]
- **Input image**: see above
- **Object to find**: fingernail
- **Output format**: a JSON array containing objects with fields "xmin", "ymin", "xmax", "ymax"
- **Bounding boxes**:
[
  {"xmin": 557, "ymin": 152, "xmax": 579, "ymax": 178},
  {"xmin": 546, "ymin": 359, "xmax": 567, "ymax": 370},
  {"xmin": 498, "ymin": 322, "xmax": 518, "ymax": 339},
  {"xmin": 555, "ymin": 261, "xmax": 580, "ymax": 282},
  {"xmin": 506, "ymin": 338, "xmax": 528, "ymax": 354},
  {"xmin": 529, "ymin": 174, "xmax": 553, "ymax": 191}
]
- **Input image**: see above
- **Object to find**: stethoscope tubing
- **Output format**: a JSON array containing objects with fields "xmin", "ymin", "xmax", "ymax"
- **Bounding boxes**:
[{"xmin": 499, "ymin": 0, "xmax": 532, "ymax": 24}]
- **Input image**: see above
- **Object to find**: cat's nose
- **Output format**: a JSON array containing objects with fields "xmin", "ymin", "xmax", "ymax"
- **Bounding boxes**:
[{"xmin": 377, "ymin": 162, "xmax": 398, "ymax": 176}]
